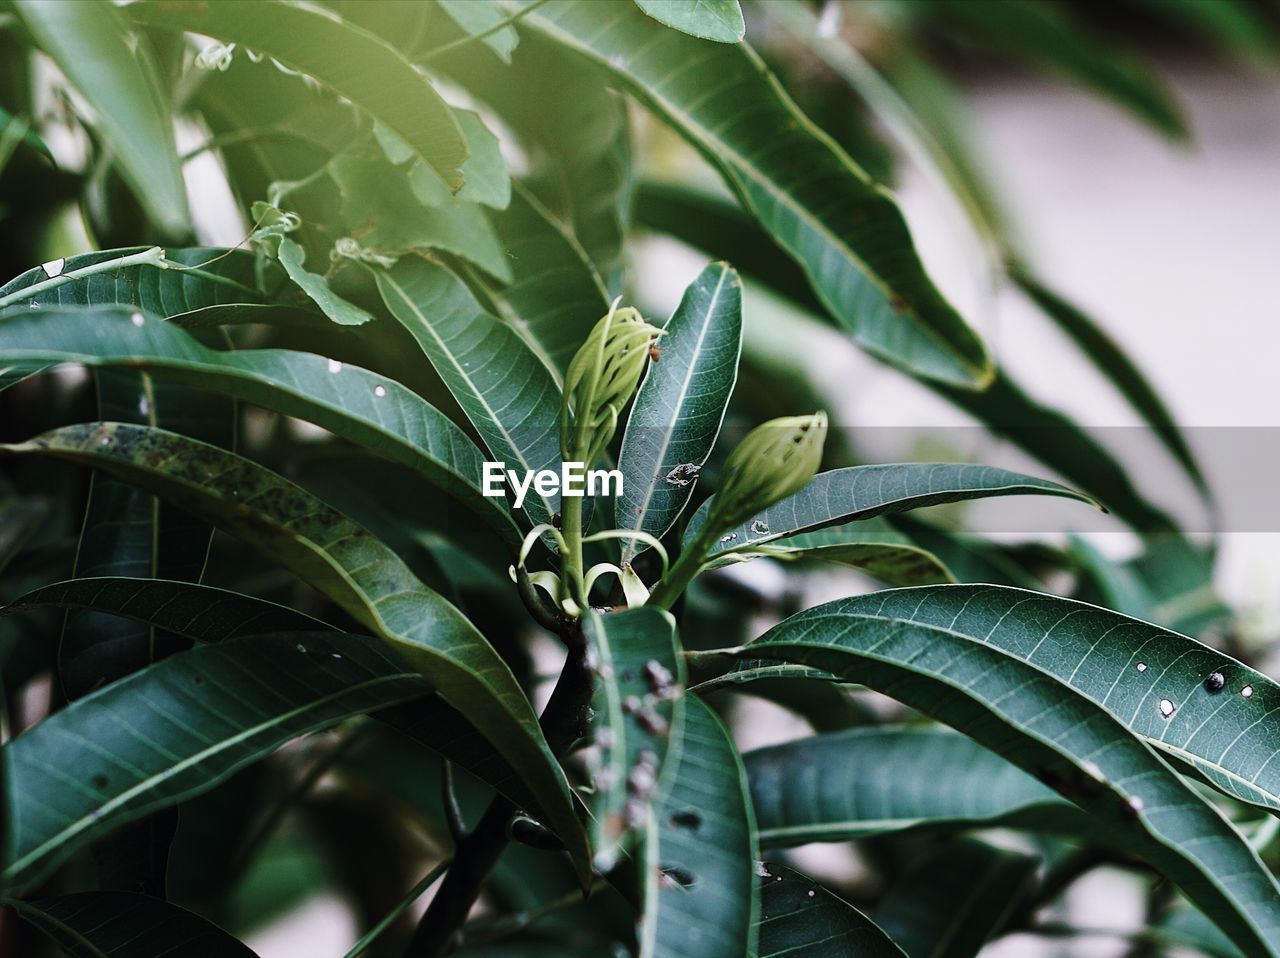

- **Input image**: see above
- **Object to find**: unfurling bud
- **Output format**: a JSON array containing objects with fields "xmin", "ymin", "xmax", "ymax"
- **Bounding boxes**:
[
  {"xmin": 705, "ymin": 412, "xmax": 827, "ymax": 535},
  {"xmin": 561, "ymin": 301, "xmax": 663, "ymax": 465}
]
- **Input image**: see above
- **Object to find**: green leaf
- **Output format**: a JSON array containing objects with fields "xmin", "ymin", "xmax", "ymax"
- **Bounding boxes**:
[
  {"xmin": 9, "ymin": 892, "xmax": 259, "ymax": 957},
  {"xmin": 2, "ymin": 630, "xmax": 426, "ymax": 892},
  {"xmin": 0, "ymin": 104, "xmax": 53, "ymax": 164},
  {"xmin": 747, "ymin": 588, "xmax": 1280, "ymax": 957},
  {"xmin": 275, "ymin": 237, "xmax": 373, "ymax": 326},
  {"xmin": 874, "ymin": 839, "xmax": 1038, "ymax": 958},
  {"xmin": 639, "ymin": 696, "xmax": 758, "ymax": 958},
  {"xmin": 617, "ymin": 262, "xmax": 741, "ymax": 561},
  {"xmin": 453, "ymin": 110, "xmax": 511, "ymax": 210},
  {"xmin": 375, "ymin": 258, "xmax": 565, "ymax": 526},
  {"xmin": 0, "ymin": 422, "xmax": 588, "ymax": 879},
  {"xmin": 508, "ymin": 0, "xmax": 992, "ymax": 389},
  {"xmin": 745, "ymin": 727, "xmax": 1072, "ymax": 847},
  {"xmin": 634, "ymin": 0, "xmax": 745, "ymax": 43},
  {"xmin": 464, "ymin": 186, "xmax": 610, "ymax": 375},
  {"xmin": 125, "ymin": 0, "xmax": 468, "ymax": 189},
  {"xmin": 1012, "ymin": 267, "xmax": 1208, "ymax": 501},
  {"xmin": 0, "ymin": 248, "xmax": 294, "ymax": 323},
  {"xmin": 13, "ymin": 0, "xmax": 189, "ymax": 235},
  {"xmin": 438, "ymin": 0, "xmax": 520, "ymax": 62},
  {"xmin": 0, "ymin": 305, "xmax": 521, "ymax": 550},
  {"xmin": 756, "ymin": 862, "xmax": 906, "ymax": 958},
  {"xmin": 688, "ymin": 463, "xmax": 1097, "ymax": 559},
  {"xmin": 1133, "ymin": 0, "xmax": 1279, "ymax": 59},
  {"xmin": 758, "ymin": 521, "xmax": 955, "ymax": 587},
  {"xmin": 926, "ymin": 0, "xmax": 1187, "ymax": 139},
  {"xmin": 583, "ymin": 607, "xmax": 685, "ymax": 873}
]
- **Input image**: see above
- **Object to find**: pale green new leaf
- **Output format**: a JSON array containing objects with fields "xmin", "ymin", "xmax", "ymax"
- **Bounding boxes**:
[
  {"xmin": 0, "ymin": 422, "xmax": 587, "ymax": 877},
  {"xmin": 756, "ymin": 862, "xmax": 906, "ymax": 958},
  {"xmin": 13, "ymin": 0, "xmax": 189, "ymax": 235},
  {"xmin": 0, "ymin": 306, "xmax": 520, "ymax": 549},
  {"xmin": 755, "ymin": 521, "xmax": 955, "ymax": 587},
  {"xmin": 745, "ymin": 727, "xmax": 1072, "ymax": 847},
  {"xmin": 618, "ymin": 262, "xmax": 741, "ymax": 560},
  {"xmin": 125, "ymin": 0, "xmax": 468, "ymax": 189},
  {"xmin": 634, "ymin": 0, "xmax": 744, "ymax": 43},
  {"xmin": 376, "ymin": 258, "xmax": 564, "ymax": 526},
  {"xmin": 639, "ymin": 697, "xmax": 758, "ymax": 958},
  {"xmin": 688, "ymin": 463, "xmax": 1096, "ymax": 559},
  {"xmin": 747, "ymin": 589, "xmax": 1280, "ymax": 956},
  {"xmin": 438, "ymin": 0, "xmax": 520, "ymax": 62},
  {"xmin": 507, "ymin": 0, "xmax": 992, "ymax": 389},
  {"xmin": 276, "ymin": 238, "xmax": 373, "ymax": 326}
]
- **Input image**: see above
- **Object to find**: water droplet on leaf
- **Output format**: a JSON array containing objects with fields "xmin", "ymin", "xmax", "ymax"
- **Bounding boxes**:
[
  {"xmin": 374, "ymin": 385, "xmax": 386, "ymax": 397},
  {"xmin": 130, "ymin": 312, "xmax": 145, "ymax": 327},
  {"xmin": 1242, "ymin": 684, "xmax": 1254, "ymax": 699},
  {"xmin": 1136, "ymin": 662, "xmax": 1147, "ymax": 672}
]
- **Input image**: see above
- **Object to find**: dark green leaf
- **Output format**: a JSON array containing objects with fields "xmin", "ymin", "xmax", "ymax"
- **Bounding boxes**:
[
  {"xmin": 688, "ymin": 463, "xmax": 1096, "ymax": 559},
  {"xmin": 756, "ymin": 862, "xmax": 905, "ymax": 958},
  {"xmin": 126, "ymin": 0, "xmax": 468, "ymax": 189},
  {"xmin": 9, "ymin": 892, "xmax": 259, "ymax": 957},
  {"xmin": 509, "ymin": 0, "xmax": 992, "ymax": 389},
  {"xmin": 2, "ymin": 631, "xmax": 426, "ymax": 892},
  {"xmin": 747, "ymin": 588, "xmax": 1280, "ymax": 957},
  {"xmin": 618, "ymin": 262, "xmax": 741, "ymax": 560},
  {"xmin": 875, "ymin": 839, "xmax": 1038, "ymax": 958},
  {"xmin": 746, "ymin": 727, "xmax": 1072, "ymax": 847},
  {"xmin": 0, "ymin": 422, "xmax": 587, "ymax": 878},
  {"xmin": 0, "ymin": 305, "xmax": 521, "ymax": 549},
  {"xmin": 376, "ymin": 258, "xmax": 565, "ymax": 526},
  {"xmin": 634, "ymin": 0, "xmax": 744, "ymax": 43},
  {"xmin": 583, "ymin": 607, "xmax": 685, "ymax": 872},
  {"xmin": 639, "ymin": 696, "xmax": 757, "ymax": 958},
  {"xmin": 13, "ymin": 0, "xmax": 189, "ymax": 235},
  {"xmin": 761, "ymin": 522, "xmax": 955, "ymax": 587}
]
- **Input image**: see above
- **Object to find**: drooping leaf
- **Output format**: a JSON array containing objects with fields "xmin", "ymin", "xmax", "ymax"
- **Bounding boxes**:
[
  {"xmin": 638, "ymin": 696, "xmax": 758, "ymax": 958},
  {"xmin": 275, "ymin": 237, "xmax": 373, "ymax": 326},
  {"xmin": 745, "ymin": 727, "xmax": 1073, "ymax": 848},
  {"xmin": 756, "ymin": 862, "xmax": 906, "ymax": 958},
  {"xmin": 125, "ymin": 0, "xmax": 468, "ymax": 189},
  {"xmin": 617, "ymin": 262, "xmax": 741, "ymax": 561},
  {"xmin": 874, "ymin": 839, "xmax": 1038, "ymax": 958},
  {"xmin": 925, "ymin": 0, "xmax": 1187, "ymax": 139},
  {"xmin": 0, "ymin": 305, "xmax": 521, "ymax": 549},
  {"xmin": 0, "ymin": 422, "xmax": 587, "ymax": 877},
  {"xmin": 12, "ymin": 0, "xmax": 189, "ymax": 235},
  {"xmin": 1123, "ymin": 532, "xmax": 1231, "ymax": 635},
  {"xmin": 697, "ymin": 663, "xmax": 874, "ymax": 733},
  {"xmin": 755, "ymin": 521, "xmax": 955, "ymax": 587},
  {"xmin": 688, "ymin": 463, "xmax": 1096, "ymax": 559},
  {"xmin": 1, "ymin": 630, "xmax": 427, "ymax": 892},
  {"xmin": 583, "ymin": 607, "xmax": 685, "ymax": 873},
  {"xmin": 508, "ymin": 0, "xmax": 992, "ymax": 389},
  {"xmin": 9, "ymin": 892, "xmax": 259, "ymax": 957},
  {"xmin": 452, "ymin": 110, "xmax": 511, "ymax": 210},
  {"xmin": 634, "ymin": 0, "xmax": 745, "ymax": 43},
  {"xmin": 375, "ymin": 258, "xmax": 565, "ymax": 526},
  {"xmin": 1012, "ymin": 267, "xmax": 1208, "ymax": 501},
  {"xmin": 0, "ymin": 104, "xmax": 53, "ymax": 164},
  {"xmin": 746, "ymin": 589, "xmax": 1280, "ymax": 957}
]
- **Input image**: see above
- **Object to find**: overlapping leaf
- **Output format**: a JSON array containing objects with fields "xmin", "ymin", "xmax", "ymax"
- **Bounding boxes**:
[
  {"xmin": 618, "ymin": 262, "xmax": 741, "ymax": 560},
  {"xmin": 752, "ymin": 521, "xmax": 955, "ymax": 587},
  {"xmin": 756, "ymin": 862, "xmax": 905, "ymax": 958},
  {"xmin": 0, "ymin": 422, "xmax": 587, "ymax": 877},
  {"xmin": 634, "ymin": 0, "xmax": 745, "ymax": 43}
]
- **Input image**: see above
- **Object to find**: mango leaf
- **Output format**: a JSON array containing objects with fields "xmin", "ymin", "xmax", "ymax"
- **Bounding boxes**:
[
  {"xmin": 8, "ymin": 892, "xmax": 258, "ymax": 957},
  {"xmin": 0, "ymin": 305, "xmax": 521, "ymax": 549},
  {"xmin": 438, "ymin": 0, "xmax": 519, "ymax": 61},
  {"xmin": 12, "ymin": 0, "xmax": 189, "ymax": 235},
  {"xmin": 745, "ymin": 727, "xmax": 1073, "ymax": 848},
  {"xmin": 0, "ymin": 422, "xmax": 588, "ymax": 878},
  {"xmin": 508, "ymin": 0, "xmax": 992, "ymax": 389},
  {"xmin": 2, "ymin": 630, "xmax": 426, "ymax": 892},
  {"xmin": 688, "ymin": 463, "xmax": 1097, "ymax": 559},
  {"xmin": 125, "ymin": 0, "xmax": 467, "ymax": 189},
  {"xmin": 583, "ymin": 607, "xmax": 685, "ymax": 873},
  {"xmin": 375, "ymin": 258, "xmax": 565, "ymax": 526},
  {"xmin": 464, "ymin": 186, "xmax": 610, "ymax": 376},
  {"xmin": 926, "ymin": 0, "xmax": 1187, "ymax": 139},
  {"xmin": 874, "ymin": 839, "xmax": 1038, "ymax": 958},
  {"xmin": 275, "ymin": 237, "xmax": 373, "ymax": 326},
  {"xmin": 0, "ymin": 104, "xmax": 53, "ymax": 164},
  {"xmin": 746, "ymin": 590, "xmax": 1280, "ymax": 957},
  {"xmin": 1133, "ymin": 0, "xmax": 1279, "ymax": 59},
  {"xmin": 638, "ymin": 696, "xmax": 757, "ymax": 958},
  {"xmin": 754, "ymin": 522, "xmax": 954, "ymax": 587},
  {"xmin": 452, "ymin": 110, "xmax": 511, "ymax": 210},
  {"xmin": 617, "ymin": 262, "xmax": 741, "ymax": 562},
  {"xmin": 0, "ymin": 498, "xmax": 47, "ymax": 575},
  {"xmin": 1012, "ymin": 267, "xmax": 1208, "ymax": 501},
  {"xmin": 756, "ymin": 862, "xmax": 906, "ymax": 958},
  {"xmin": 634, "ymin": 0, "xmax": 744, "ymax": 43}
]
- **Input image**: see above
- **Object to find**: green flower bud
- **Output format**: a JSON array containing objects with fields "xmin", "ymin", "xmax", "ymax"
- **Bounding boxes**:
[
  {"xmin": 561, "ymin": 301, "xmax": 663, "ymax": 464},
  {"xmin": 705, "ymin": 412, "xmax": 827, "ymax": 535}
]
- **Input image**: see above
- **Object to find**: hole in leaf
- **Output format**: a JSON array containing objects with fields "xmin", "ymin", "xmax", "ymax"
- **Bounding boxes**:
[{"xmin": 669, "ymin": 811, "xmax": 701, "ymax": 832}]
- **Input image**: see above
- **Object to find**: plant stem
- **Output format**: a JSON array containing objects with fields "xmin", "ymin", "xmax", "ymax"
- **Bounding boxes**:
[
  {"xmin": 404, "ymin": 623, "xmax": 594, "ymax": 957},
  {"xmin": 647, "ymin": 528, "xmax": 716, "ymax": 609},
  {"xmin": 344, "ymin": 858, "xmax": 452, "ymax": 958},
  {"xmin": 559, "ymin": 491, "xmax": 586, "ymax": 610},
  {"xmin": 0, "ymin": 247, "xmax": 167, "ymax": 309}
]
